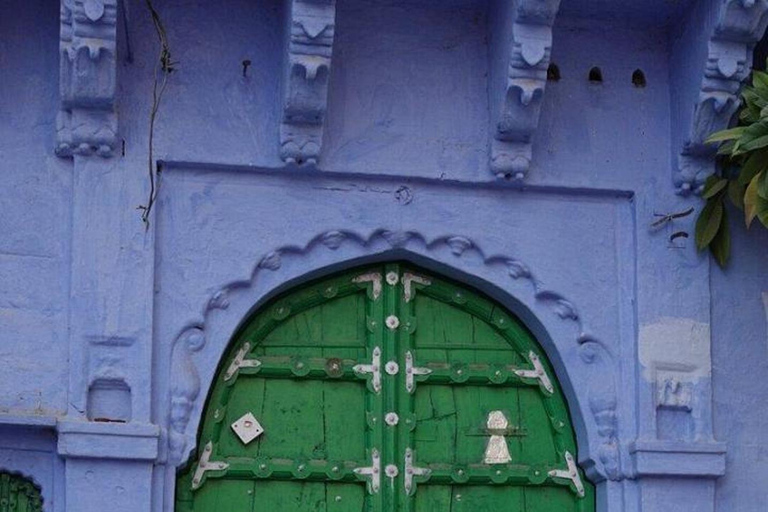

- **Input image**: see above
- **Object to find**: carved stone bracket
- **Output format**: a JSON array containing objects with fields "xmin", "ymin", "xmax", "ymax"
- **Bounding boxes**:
[
  {"xmin": 489, "ymin": 0, "xmax": 561, "ymax": 180},
  {"xmin": 280, "ymin": 0, "xmax": 337, "ymax": 166},
  {"xmin": 56, "ymin": 0, "xmax": 118, "ymax": 158},
  {"xmin": 675, "ymin": 0, "xmax": 768, "ymax": 195}
]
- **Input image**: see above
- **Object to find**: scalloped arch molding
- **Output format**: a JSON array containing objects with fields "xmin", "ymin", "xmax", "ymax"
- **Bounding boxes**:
[{"xmin": 166, "ymin": 229, "xmax": 624, "ymax": 485}]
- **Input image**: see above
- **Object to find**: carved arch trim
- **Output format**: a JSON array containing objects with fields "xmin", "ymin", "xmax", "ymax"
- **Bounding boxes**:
[{"xmin": 165, "ymin": 229, "xmax": 625, "ymax": 484}]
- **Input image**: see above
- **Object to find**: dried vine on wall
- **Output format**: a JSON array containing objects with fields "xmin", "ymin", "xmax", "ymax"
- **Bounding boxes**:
[{"xmin": 138, "ymin": 0, "xmax": 175, "ymax": 228}]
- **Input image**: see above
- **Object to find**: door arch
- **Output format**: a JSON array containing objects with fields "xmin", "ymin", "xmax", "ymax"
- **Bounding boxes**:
[{"xmin": 176, "ymin": 263, "xmax": 595, "ymax": 511}]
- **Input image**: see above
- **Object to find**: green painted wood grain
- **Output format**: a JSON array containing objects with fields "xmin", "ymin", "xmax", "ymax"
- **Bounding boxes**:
[
  {"xmin": 0, "ymin": 472, "xmax": 43, "ymax": 512},
  {"xmin": 177, "ymin": 264, "xmax": 594, "ymax": 511}
]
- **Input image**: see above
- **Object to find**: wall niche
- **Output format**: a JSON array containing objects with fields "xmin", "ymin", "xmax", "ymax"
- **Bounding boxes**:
[{"xmin": 87, "ymin": 378, "xmax": 132, "ymax": 423}]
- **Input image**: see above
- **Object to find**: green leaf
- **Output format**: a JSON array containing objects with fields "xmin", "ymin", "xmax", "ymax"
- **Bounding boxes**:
[
  {"xmin": 739, "ymin": 134, "xmax": 768, "ymax": 153},
  {"xmin": 753, "ymin": 85, "xmax": 768, "ymax": 106},
  {"xmin": 759, "ymin": 200, "xmax": 768, "ymax": 229},
  {"xmin": 737, "ymin": 150, "xmax": 768, "ymax": 185},
  {"xmin": 747, "ymin": 80, "xmax": 768, "ymax": 105},
  {"xmin": 710, "ymin": 207, "xmax": 731, "ymax": 268},
  {"xmin": 728, "ymin": 179, "xmax": 745, "ymax": 210},
  {"xmin": 695, "ymin": 198, "xmax": 724, "ymax": 249},
  {"xmin": 706, "ymin": 126, "xmax": 746, "ymax": 144},
  {"xmin": 745, "ymin": 172, "xmax": 762, "ymax": 228},
  {"xmin": 759, "ymin": 165, "xmax": 768, "ymax": 200},
  {"xmin": 746, "ymin": 174, "xmax": 768, "ymax": 228},
  {"xmin": 702, "ymin": 176, "xmax": 728, "ymax": 199},
  {"xmin": 753, "ymin": 70, "xmax": 768, "ymax": 90},
  {"xmin": 717, "ymin": 140, "xmax": 737, "ymax": 156},
  {"xmin": 741, "ymin": 104, "xmax": 761, "ymax": 124},
  {"xmin": 743, "ymin": 88, "xmax": 768, "ymax": 110},
  {"xmin": 734, "ymin": 122, "xmax": 768, "ymax": 154}
]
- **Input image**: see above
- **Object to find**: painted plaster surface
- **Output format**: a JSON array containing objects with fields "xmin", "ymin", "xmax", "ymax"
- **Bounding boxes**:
[
  {"xmin": 324, "ymin": 0, "xmax": 490, "ymax": 178},
  {"xmin": 0, "ymin": 0, "xmax": 767, "ymax": 511},
  {"xmin": 712, "ymin": 225, "xmax": 768, "ymax": 512},
  {"xmin": 0, "ymin": 0, "xmax": 70, "ymax": 414}
]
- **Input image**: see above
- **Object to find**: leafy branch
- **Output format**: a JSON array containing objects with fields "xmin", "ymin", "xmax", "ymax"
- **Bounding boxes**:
[
  {"xmin": 138, "ymin": 0, "xmax": 176, "ymax": 229},
  {"xmin": 696, "ymin": 61, "xmax": 768, "ymax": 266}
]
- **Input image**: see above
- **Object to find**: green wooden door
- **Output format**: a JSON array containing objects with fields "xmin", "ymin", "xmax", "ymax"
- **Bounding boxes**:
[
  {"xmin": 176, "ymin": 264, "xmax": 594, "ymax": 512},
  {"xmin": 0, "ymin": 472, "xmax": 43, "ymax": 512}
]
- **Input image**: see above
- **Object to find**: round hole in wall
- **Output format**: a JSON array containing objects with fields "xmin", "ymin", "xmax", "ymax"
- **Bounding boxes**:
[{"xmin": 547, "ymin": 63, "xmax": 561, "ymax": 81}]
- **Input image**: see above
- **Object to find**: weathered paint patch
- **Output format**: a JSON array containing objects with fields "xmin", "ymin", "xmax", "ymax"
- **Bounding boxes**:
[{"xmin": 639, "ymin": 317, "xmax": 711, "ymax": 380}]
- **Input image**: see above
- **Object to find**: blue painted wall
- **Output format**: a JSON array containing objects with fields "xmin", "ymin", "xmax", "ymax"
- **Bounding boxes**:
[{"xmin": 0, "ymin": 0, "xmax": 767, "ymax": 511}]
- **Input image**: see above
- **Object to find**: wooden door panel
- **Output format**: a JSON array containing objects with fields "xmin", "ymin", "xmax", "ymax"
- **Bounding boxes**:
[
  {"xmin": 193, "ymin": 480, "xmax": 255, "ymax": 512},
  {"xmin": 178, "ymin": 264, "xmax": 594, "ymax": 512},
  {"xmin": 412, "ymin": 297, "xmax": 514, "ymax": 352},
  {"xmin": 260, "ymin": 293, "xmax": 367, "ymax": 348},
  {"xmin": 414, "ymin": 385, "xmax": 527, "ymax": 466},
  {"xmin": 398, "ymin": 267, "xmax": 592, "ymax": 509},
  {"xmin": 414, "ymin": 485, "xmax": 526, "ymax": 512},
  {"xmin": 0, "ymin": 472, "xmax": 43, "ymax": 512},
  {"xmin": 249, "ymin": 482, "xmax": 311, "ymax": 512}
]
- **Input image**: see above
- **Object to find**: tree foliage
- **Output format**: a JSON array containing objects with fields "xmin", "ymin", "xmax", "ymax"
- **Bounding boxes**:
[{"xmin": 697, "ymin": 64, "xmax": 768, "ymax": 266}]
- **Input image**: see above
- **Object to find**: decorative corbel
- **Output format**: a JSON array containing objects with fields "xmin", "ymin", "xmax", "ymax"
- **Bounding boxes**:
[
  {"xmin": 280, "ymin": 0, "xmax": 337, "ymax": 167},
  {"xmin": 56, "ymin": 0, "xmax": 118, "ymax": 158},
  {"xmin": 675, "ymin": 0, "xmax": 768, "ymax": 195},
  {"xmin": 489, "ymin": 0, "xmax": 561, "ymax": 180}
]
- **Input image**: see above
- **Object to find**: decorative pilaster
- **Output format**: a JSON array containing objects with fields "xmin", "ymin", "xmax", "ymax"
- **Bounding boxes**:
[
  {"xmin": 280, "ymin": 0, "xmax": 337, "ymax": 166},
  {"xmin": 489, "ymin": 0, "xmax": 561, "ymax": 180},
  {"xmin": 56, "ymin": 0, "xmax": 118, "ymax": 158},
  {"xmin": 675, "ymin": 0, "xmax": 768, "ymax": 195}
]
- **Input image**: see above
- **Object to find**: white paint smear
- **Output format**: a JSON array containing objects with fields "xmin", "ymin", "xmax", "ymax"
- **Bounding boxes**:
[{"xmin": 639, "ymin": 317, "xmax": 711, "ymax": 380}]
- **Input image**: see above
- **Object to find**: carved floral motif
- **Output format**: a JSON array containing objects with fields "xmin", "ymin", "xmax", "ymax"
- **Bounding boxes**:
[
  {"xmin": 169, "ymin": 328, "xmax": 204, "ymax": 463},
  {"xmin": 589, "ymin": 394, "xmax": 621, "ymax": 480}
]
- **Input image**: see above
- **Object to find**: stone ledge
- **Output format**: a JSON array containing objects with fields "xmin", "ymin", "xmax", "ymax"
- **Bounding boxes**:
[
  {"xmin": 0, "ymin": 412, "xmax": 58, "ymax": 428},
  {"xmin": 630, "ymin": 440, "xmax": 727, "ymax": 478},
  {"xmin": 57, "ymin": 420, "xmax": 160, "ymax": 461}
]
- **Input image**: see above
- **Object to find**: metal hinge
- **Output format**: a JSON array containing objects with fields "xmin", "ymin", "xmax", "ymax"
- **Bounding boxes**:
[
  {"xmin": 405, "ymin": 351, "xmax": 432, "ymax": 393},
  {"xmin": 223, "ymin": 342, "xmax": 262, "ymax": 381},
  {"xmin": 513, "ymin": 350, "xmax": 554, "ymax": 394},
  {"xmin": 353, "ymin": 448, "xmax": 381, "ymax": 494},
  {"xmin": 404, "ymin": 447, "xmax": 431, "ymax": 496},
  {"xmin": 191, "ymin": 441, "xmax": 229, "ymax": 491},
  {"xmin": 402, "ymin": 272, "xmax": 431, "ymax": 302},
  {"xmin": 354, "ymin": 346, "xmax": 382, "ymax": 393},
  {"xmin": 548, "ymin": 451, "xmax": 585, "ymax": 498},
  {"xmin": 353, "ymin": 272, "xmax": 382, "ymax": 300}
]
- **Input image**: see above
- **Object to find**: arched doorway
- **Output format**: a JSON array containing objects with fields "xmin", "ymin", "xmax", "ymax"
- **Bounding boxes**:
[
  {"xmin": 0, "ymin": 471, "xmax": 43, "ymax": 512},
  {"xmin": 176, "ymin": 263, "xmax": 594, "ymax": 511}
]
